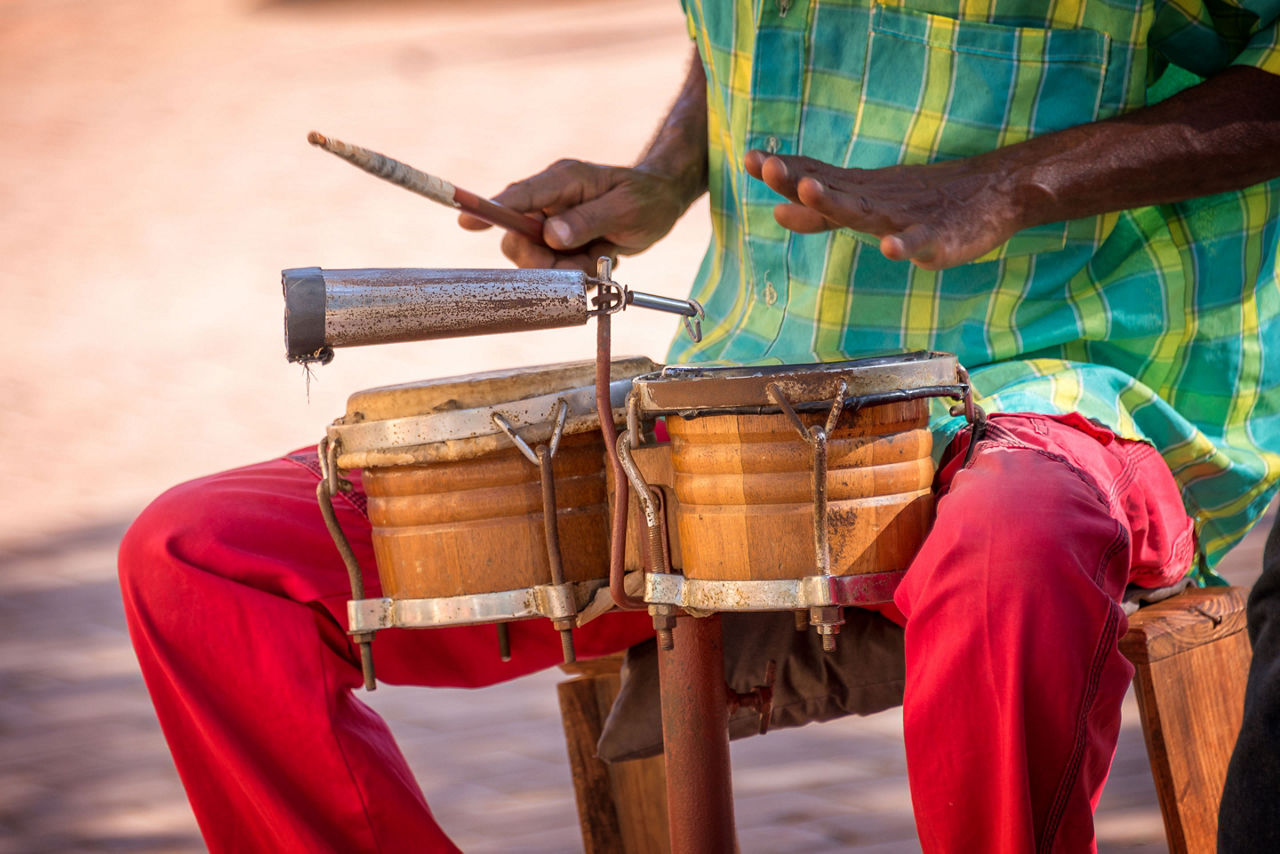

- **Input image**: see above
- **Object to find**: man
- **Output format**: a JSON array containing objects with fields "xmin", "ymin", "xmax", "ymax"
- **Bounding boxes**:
[{"xmin": 120, "ymin": 0, "xmax": 1280, "ymax": 850}]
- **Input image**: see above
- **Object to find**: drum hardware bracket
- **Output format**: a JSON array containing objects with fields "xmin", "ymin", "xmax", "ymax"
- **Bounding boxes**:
[
  {"xmin": 726, "ymin": 659, "xmax": 777, "ymax": 737},
  {"xmin": 949, "ymin": 365, "xmax": 988, "ymax": 467},
  {"xmin": 643, "ymin": 570, "xmax": 906, "ymax": 611},
  {"xmin": 316, "ymin": 437, "xmax": 377, "ymax": 691},
  {"xmin": 596, "ymin": 284, "xmax": 649, "ymax": 613},
  {"xmin": 492, "ymin": 401, "xmax": 578, "ymax": 663},
  {"xmin": 588, "ymin": 256, "xmax": 705, "ymax": 343},
  {"xmin": 766, "ymin": 380, "xmax": 847, "ymax": 651},
  {"xmin": 617, "ymin": 422, "xmax": 683, "ymax": 650},
  {"xmin": 347, "ymin": 580, "xmax": 602, "ymax": 631}
]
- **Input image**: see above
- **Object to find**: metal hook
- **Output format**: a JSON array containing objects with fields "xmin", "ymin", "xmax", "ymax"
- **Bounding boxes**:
[
  {"xmin": 682, "ymin": 298, "xmax": 705, "ymax": 342},
  {"xmin": 491, "ymin": 398, "xmax": 570, "ymax": 465}
]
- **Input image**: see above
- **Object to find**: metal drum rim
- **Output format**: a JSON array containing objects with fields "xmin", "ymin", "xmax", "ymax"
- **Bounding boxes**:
[{"xmin": 632, "ymin": 350, "xmax": 963, "ymax": 415}]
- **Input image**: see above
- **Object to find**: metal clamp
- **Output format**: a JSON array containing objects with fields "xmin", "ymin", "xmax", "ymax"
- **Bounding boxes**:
[
  {"xmin": 491, "ymin": 398, "xmax": 569, "ymax": 464},
  {"xmin": 948, "ymin": 365, "xmax": 988, "ymax": 466},
  {"xmin": 492, "ymin": 399, "xmax": 578, "ymax": 664},
  {"xmin": 615, "ymin": 392, "xmax": 681, "ymax": 650},
  {"xmin": 588, "ymin": 256, "xmax": 704, "ymax": 342},
  {"xmin": 764, "ymin": 380, "xmax": 849, "ymax": 652},
  {"xmin": 727, "ymin": 659, "xmax": 777, "ymax": 736},
  {"xmin": 317, "ymin": 437, "xmax": 377, "ymax": 691}
]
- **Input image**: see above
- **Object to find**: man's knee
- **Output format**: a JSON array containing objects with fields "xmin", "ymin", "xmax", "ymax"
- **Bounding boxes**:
[
  {"xmin": 118, "ymin": 478, "xmax": 219, "ymax": 612},
  {"xmin": 896, "ymin": 445, "xmax": 1130, "ymax": 627},
  {"xmin": 948, "ymin": 448, "xmax": 1122, "ymax": 569}
]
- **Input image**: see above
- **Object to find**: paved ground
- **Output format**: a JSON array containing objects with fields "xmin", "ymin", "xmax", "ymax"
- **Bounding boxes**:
[
  {"xmin": 1, "ymin": 507, "xmax": 1272, "ymax": 853},
  {"xmin": 2, "ymin": 1, "xmax": 1274, "ymax": 851}
]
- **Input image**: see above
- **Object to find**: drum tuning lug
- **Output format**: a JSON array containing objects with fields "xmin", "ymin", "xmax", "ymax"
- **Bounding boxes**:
[
  {"xmin": 726, "ymin": 659, "xmax": 776, "ymax": 736},
  {"xmin": 650, "ymin": 604, "xmax": 677, "ymax": 650},
  {"xmin": 553, "ymin": 620, "xmax": 576, "ymax": 664},
  {"xmin": 496, "ymin": 623, "xmax": 512, "ymax": 662},
  {"xmin": 354, "ymin": 631, "xmax": 376, "ymax": 690},
  {"xmin": 810, "ymin": 606, "xmax": 844, "ymax": 653}
]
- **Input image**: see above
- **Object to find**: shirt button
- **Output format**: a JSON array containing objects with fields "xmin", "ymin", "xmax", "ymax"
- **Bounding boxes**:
[
  {"xmin": 766, "ymin": 136, "xmax": 780, "ymax": 154},
  {"xmin": 778, "ymin": 0, "xmax": 792, "ymax": 16},
  {"xmin": 764, "ymin": 280, "xmax": 778, "ymax": 305}
]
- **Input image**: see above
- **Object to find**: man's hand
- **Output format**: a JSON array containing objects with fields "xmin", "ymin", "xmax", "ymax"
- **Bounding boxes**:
[
  {"xmin": 459, "ymin": 48, "xmax": 708, "ymax": 275},
  {"xmin": 746, "ymin": 66, "xmax": 1280, "ymax": 271},
  {"xmin": 457, "ymin": 159, "xmax": 695, "ymax": 274},
  {"xmin": 744, "ymin": 149, "xmax": 1029, "ymax": 270}
]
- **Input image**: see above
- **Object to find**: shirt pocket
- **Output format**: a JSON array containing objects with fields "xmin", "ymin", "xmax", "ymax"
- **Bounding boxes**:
[{"xmin": 846, "ymin": 2, "xmax": 1112, "ymax": 259}]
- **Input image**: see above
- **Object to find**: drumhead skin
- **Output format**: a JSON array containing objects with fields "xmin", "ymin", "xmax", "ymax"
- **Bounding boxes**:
[
  {"xmin": 330, "ymin": 356, "xmax": 658, "ymax": 469},
  {"xmin": 632, "ymin": 351, "xmax": 962, "ymax": 416}
]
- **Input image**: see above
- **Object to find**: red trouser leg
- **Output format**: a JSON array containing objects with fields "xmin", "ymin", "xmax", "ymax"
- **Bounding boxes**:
[
  {"xmin": 118, "ymin": 452, "xmax": 655, "ymax": 853},
  {"xmin": 893, "ymin": 414, "xmax": 1194, "ymax": 854}
]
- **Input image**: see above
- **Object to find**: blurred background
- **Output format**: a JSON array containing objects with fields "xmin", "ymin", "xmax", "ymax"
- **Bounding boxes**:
[
  {"xmin": 1, "ymin": 0, "xmax": 708, "ymax": 542},
  {"xmin": 0, "ymin": 0, "xmax": 1269, "ymax": 851}
]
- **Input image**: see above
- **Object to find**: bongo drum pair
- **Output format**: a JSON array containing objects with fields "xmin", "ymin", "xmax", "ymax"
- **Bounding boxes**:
[{"xmin": 319, "ymin": 351, "xmax": 972, "ymax": 674}]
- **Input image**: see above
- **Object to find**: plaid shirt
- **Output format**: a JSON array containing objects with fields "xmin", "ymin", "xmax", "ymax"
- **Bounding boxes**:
[{"xmin": 667, "ymin": 0, "xmax": 1280, "ymax": 577}]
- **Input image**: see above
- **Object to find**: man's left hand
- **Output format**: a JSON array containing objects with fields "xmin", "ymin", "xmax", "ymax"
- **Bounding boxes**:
[{"xmin": 744, "ymin": 149, "xmax": 1030, "ymax": 270}]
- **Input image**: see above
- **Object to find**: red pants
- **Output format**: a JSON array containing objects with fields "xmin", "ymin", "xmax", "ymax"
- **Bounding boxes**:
[{"xmin": 119, "ymin": 413, "xmax": 1193, "ymax": 853}]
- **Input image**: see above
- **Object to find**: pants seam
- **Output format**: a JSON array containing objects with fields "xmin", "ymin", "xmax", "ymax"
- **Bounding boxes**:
[{"xmin": 1037, "ymin": 530, "xmax": 1128, "ymax": 852}]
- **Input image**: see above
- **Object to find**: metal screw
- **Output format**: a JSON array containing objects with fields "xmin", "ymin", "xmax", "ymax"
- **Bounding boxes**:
[
  {"xmin": 553, "ymin": 619, "xmax": 577, "ymax": 663},
  {"xmin": 650, "ymin": 604, "xmax": 677, "ymax": 650},
  {"xmin": 811, "ymin": 605, "xmax": 844, "ymax": 654}
]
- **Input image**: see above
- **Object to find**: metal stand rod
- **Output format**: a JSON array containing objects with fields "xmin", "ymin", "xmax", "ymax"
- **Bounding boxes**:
[{"xmin": 658, "ymin": 614, "xmax": 737, "ymax": 853}]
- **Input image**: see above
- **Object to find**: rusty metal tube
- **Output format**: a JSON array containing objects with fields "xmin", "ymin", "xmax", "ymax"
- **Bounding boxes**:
[
  {"xmin": 658, "ymin": 614, "xmax": 737, "ymax": 853},
  {"xmin": 283, "ymin": 267, "xmax": 590, "ymax": 362},
  {"xmin": 597, "ymin": 310, "xmax": 646, "ymax": 610}
]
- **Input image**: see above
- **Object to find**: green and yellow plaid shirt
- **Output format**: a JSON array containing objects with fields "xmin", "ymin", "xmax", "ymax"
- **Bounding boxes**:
[{"xmin": 668, "ymin": 0, "xmax": 1280, "ymax": 577}]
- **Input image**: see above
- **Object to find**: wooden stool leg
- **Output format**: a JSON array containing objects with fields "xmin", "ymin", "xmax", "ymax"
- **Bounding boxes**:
[
  {"xmin": 558, "ymin": 655, "xmax": 670, "ymax": 854},
  {"xmin": 1119, "ymin": 586, "xmax": 1252, "ymax": 854}
]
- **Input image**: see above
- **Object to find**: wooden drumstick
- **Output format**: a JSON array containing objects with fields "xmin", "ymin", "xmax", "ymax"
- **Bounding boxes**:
[{"xmin": 307, "ymin": 131, "xmax": 548, "ymax": 245}]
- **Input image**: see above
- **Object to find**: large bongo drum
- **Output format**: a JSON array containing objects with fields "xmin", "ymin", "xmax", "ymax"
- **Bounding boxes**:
[
  {"xmin": 619, "ymin": 352, "xmax": 971, "ymax": 646},
  {"xmin": 318, "ymin": 357, "xmax": 658, "ymax": 671}
]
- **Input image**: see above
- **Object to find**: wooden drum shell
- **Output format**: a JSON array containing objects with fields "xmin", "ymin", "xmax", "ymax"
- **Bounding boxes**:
[
  {"xmin": 666, "ymin": 398, "xmax": 934, "ymax": 582},
  {"xmin": 361, "ymin": 431, "xmax": 609, "ymax": 600}
]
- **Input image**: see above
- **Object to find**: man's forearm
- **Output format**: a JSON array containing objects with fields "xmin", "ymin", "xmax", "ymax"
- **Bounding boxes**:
[
  {"xmin": 1007, "ymin": 66, "xmax": 1280, "ymax": 227},
  {"xmin": 747, "ymin": 65, "xmax": 1280, "ymax": 268},
  {"xmin": 636, "ymin": 47, "xmax": 709, "ymax": 212}
]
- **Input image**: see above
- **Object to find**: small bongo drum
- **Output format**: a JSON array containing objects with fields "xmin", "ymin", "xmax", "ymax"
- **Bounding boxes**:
[
  {"xmin": 619, "ymin": 352, "xmax": 972, "ymax": 647},
  {"xmin": 318, "ymin": 357, "xmax": 658, "ymax": 669}
]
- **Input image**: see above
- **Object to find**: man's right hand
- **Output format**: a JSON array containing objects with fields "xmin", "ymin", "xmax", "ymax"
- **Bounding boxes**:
[{"xmin": 457, "ymin": 158, "xmax": 695, "ymax": 274}]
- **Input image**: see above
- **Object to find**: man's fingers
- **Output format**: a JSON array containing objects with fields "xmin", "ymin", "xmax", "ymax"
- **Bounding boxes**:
[
  {"xmin": 772, "ymin": 202, "xmax": 834, "ymax": 234},
  {"xmin": 544, "ymin": 195, "xmax": 628, "ymax": 251},
  {"xmin": 795, "ymin": 176, "xmax": 880, "ymax": 228},
  {"xmin": 500, "ymin": 231, "xmax": 559, "ymax": 269},
  {"xmin": 759, "ymin": 156, "xmax": 801, "ymax": 201},
  {"xmin": 457, "ymin": 212, "xmax": 493, "ymax": 231},
  {"xmin": 881, "ymin": 223, "xmax": 939, "ymax": 266},
  {"xmin": 490, "ymin": 159, "xmax": 602, "ymax": 215},
  {"xmin": 743, "ymin": 149, "xmax": 768, "ymax": 179}
]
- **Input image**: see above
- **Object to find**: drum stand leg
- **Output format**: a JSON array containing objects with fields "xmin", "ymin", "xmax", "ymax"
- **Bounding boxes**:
[{"xmin": 657, "ymin": 613, "xmax": 737, "ymax": 853}]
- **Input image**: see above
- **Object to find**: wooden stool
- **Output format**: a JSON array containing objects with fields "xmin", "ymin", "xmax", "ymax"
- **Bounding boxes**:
[
  {"xmin": 1120, "ymin": 585, "xmax": 1250, "ymax": 853},
  {"xmin": 557, "ymin": 586, "xmax": 1251, "ymax": 854},
  {"xmin": 557, "ymin": 655, "xmax": 671, "ymax": 854}
]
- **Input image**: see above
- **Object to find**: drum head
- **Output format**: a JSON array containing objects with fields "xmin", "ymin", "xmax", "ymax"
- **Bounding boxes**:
[
  {"xmin": 331, "ymin": 356, "xmax": 659, "ymax": 468},
  {"xmin": 632, "ymin": 351, "xmax": 963, "ymax": 416}
]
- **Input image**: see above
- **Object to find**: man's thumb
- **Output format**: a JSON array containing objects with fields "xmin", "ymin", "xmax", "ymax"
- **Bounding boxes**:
[{"xmin": 544, "ymin": 196, "xmax": 619, "ymax": 250}]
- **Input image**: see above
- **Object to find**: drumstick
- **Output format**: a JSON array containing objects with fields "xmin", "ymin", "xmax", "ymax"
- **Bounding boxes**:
[{"xmin": 307, "ymin": 131, "xmax": 547, "ymax": 245}]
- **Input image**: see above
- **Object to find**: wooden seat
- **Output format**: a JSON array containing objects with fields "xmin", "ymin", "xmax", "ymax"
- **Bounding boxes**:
[
  {"xmin": 557, "ymin": 586, "xmax": 1251, "ymax": 854},
  {"xmin": 1119, "ymin": 585, "xmax": 1250, "ymax": 853}
]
